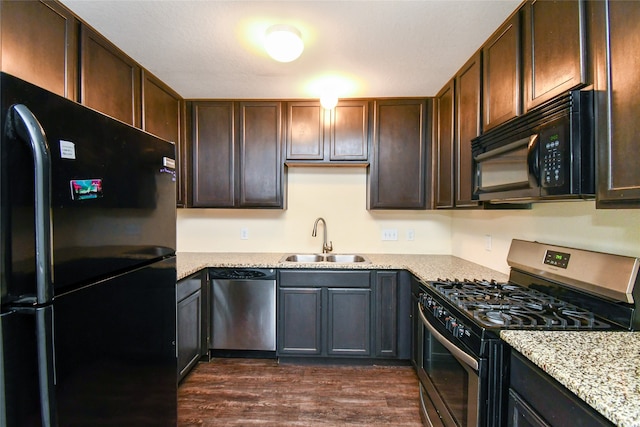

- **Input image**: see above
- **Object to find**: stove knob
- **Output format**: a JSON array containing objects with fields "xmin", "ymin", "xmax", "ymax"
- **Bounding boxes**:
[{"xmin": 456, "ymin": 325, "xmax": 465, "ymax": 338}]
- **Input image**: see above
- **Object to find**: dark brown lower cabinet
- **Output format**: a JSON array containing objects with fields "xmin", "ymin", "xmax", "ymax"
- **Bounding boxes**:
[
  {"xmin": 277, "ymin": 270, "xmax": 409, "ymax": 360},
  {"xmin": 508, "ymin": 350, "xmax": 613, "ymax": 427},
  {"xmin": 278, "ymin": 270, "xmax": 372, "ymax": 358},
  {"xmin": 278, "ymin": 287, "xmax": 322, "ymax": 355},
  {"xmin": 327, "ymin": 288, "xmax": 371, "ymax": 356},
  {"xmin": 177, "ymin": 272, "xmax": 204, "ymax": 382},
  {"xmin": 374, "ymin": 271, "xmax": 398, "ymax": 357}
]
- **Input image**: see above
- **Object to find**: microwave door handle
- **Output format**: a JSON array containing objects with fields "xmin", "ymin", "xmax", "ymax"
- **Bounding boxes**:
[
  {"xmin": 6, "ymin": 104, "xmax": 53, "ymax": 304},
  {"xmin": 527, "ymin": 134, "xmax": 540, "ymax": 187}
]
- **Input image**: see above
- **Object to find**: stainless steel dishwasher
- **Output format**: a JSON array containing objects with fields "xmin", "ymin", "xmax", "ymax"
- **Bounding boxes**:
[{"xmin": 209, "ymin": 268, "xmax": 277, "ymax": 352}]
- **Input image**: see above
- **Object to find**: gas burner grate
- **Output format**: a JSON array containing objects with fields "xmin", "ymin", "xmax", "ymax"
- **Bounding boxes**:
[{"xmin": 430, "ymin": 278, "xmax": 611, "ymax": 330}]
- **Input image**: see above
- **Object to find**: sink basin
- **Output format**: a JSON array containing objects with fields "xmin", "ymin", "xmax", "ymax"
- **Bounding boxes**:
[
  {"xmin": 325, "ymin": 254, "xmax": 368, "ymax": 263},
  {"xmin": 280, "ymin": 253, "xmax": 370, "ymax": 264},
  {"xmin": 282, "ymin": 254, "xmax": 324, "ymax": 263}
]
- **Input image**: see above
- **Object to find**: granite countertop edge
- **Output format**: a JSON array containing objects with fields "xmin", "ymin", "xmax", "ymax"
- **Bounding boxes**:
[
  {"xmin": 501, "ymin": 330, "xmax": 640, "ymax": 427},
  {"xmin": 175, "ymin": 251, "xmax": 510, "ymax": 282}
]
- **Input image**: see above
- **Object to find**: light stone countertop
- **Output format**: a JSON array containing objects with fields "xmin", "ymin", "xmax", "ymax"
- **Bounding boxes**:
[
  {"xmin": 176, "ymin": 252, "xmax": 509, "ymax": 282},
  {"xmin": 501, "ymin": 330, "xmax": 640, "ymax": 427}
]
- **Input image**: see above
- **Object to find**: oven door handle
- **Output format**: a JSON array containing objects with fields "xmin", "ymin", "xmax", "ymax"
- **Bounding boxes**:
[{"xmin": 418, "ymin": 302, "xmax": 479, "ymax": 371}]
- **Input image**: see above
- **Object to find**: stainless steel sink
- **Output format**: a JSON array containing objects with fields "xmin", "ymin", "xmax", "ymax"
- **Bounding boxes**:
[
  {"xmin": 280, "ymin": 254, "xmax": 370, "ymax": 264},
  {"xmin": 282, "ymin": 254, "xmax": 324, "ymax": 263},
  {"xmin": 325, "ymin": 254, "xmax": 367, "ymax": 263}
]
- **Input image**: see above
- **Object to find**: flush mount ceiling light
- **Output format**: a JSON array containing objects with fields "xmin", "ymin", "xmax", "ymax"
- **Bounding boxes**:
[
  {"xmin": 320, "ymin": 94, "xmax": 338, "ymax": 110},
  {"xmin": 264, "ymin": 24, "xmax": 304, "ymax": 62}
]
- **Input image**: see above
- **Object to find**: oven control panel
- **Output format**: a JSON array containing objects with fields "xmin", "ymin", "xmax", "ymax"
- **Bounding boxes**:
[
  {"xmin": 543, "ymin": 249, "xmax": 571, "ymax": 269},
  {"xmin": 419, "ymin": 293, "xmax": 482, "ymax": 355}
]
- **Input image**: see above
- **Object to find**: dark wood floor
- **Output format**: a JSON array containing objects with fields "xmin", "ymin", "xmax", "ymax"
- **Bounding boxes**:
[{"xmin": 178, "ymin": 358, "xmax": 422, "ymax": 426}]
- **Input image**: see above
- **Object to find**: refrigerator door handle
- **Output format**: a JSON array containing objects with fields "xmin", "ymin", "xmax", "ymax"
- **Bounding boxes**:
[
  {"xmin": 12, "ymin": 305, "xmax": 58, "ymax": 427},
  {"xmin": 6, "ymin": 104, "xmax": 53, "ymax": 304},
  {"xmin": 35, "ymin": 306, "xmax": 57, "ymax": 427}
]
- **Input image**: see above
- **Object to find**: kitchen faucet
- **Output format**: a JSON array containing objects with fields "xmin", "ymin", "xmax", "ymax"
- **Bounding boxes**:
[{"xmin": 312, "ymin": 217, "xmax": 333, "ymax": 253}]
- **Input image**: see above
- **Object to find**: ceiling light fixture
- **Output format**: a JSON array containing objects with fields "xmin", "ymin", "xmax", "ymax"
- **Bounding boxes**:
[
  {"xmin": 320, "ymin": 94, "xmax": 338, "ymax": 110},
  {"xmin": 264, "ymin": 24, "xmax": 304, "ymax": 63}
]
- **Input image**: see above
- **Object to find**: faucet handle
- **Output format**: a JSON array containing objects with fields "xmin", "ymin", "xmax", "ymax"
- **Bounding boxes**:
[{"xmin": 324, "ymin": 241, "xmax": 333, "ymax": 253}]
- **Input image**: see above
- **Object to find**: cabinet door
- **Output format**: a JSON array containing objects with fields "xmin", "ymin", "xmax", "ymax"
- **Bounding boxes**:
[
  {"xmin": 0, "ymin": 0, "xmax": 78, "ymax": 100},
  {"xmin": 177, "ymin": 289, "xmax": 202, "ymax": 381},
  {"xmin": 238, "ymin": 102, "xmax": 283, "ymax": 207},
  {"xmin": 456, "ymin": 52, "xmax": 482, "ymax": 207},
  {"xmin": 142, "ymin": 71, "xmax": 185, "ymax": 206},
  {"xmin": 483, "ymin": 13, "xmax": 521, "ymax": 131},
  {"xmin": 327, "ymin": 288, "xmax": 371, "ymax": 356},
  {"xmin": 434, "ymin": 80, "xmax": 455, "ymax": 209},
  {"xmin": 191, "ymin": 102, "xmax": 236, "ymax": 207},
  {"xmin": 508, "ymin": 390, "xmax": 551, "ymax": 427},
  {"xmin": 329, "ymin": 100, "xmax": 369, "ymax": 161},
  {"xmin": 523, "ymin": 0, "xmax": 586, "ymax": 112},
  {"xmin": 278, "ymin": 287, "xmax": 322, "ymax": 355},
  {"xmin": 594, "ymin": 0, "xmax": 640, "ymax": 207},
  {"xmin": 80, "ymin": 25, "xmax": 141, "ymax": 126},
  {"xmin": 374, "ymin": 272, "xmax": 398, "ymax": 358},
  {"xmin": 286, "ymin": 101, "xmax": 324, "ymax": 160},
  {"xmin": 369, "ymin": 99, "xmax": 429, "ymax": 209}
]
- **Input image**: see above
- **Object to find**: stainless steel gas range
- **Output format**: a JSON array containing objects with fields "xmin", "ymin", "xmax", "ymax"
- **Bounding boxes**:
[{"xmin": 411, "ymin": 239, "xmax": 639, "ymax": 427}]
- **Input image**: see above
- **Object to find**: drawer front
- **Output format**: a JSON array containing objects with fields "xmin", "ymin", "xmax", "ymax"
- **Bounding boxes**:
[{"xmin": 279, "ymin": 270, "xmax": 371, "ymax": 288}]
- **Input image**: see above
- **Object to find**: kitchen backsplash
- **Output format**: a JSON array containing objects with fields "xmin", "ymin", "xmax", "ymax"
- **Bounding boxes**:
[{"xmin": 177, "ymin": 167, "xmax": 640, "ymax": 274}]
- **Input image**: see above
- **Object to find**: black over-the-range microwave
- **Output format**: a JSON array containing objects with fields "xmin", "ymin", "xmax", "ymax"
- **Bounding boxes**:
[{"xmin": 472, "ymin": 89, "xmax": 595, "ymax": 203}]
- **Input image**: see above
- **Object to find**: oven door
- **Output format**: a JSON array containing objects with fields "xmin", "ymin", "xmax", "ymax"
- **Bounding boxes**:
[
  {"xmin": 417, "ymin": 302, "xmax": 483, "ymax": 427},
  {"xmin": 474, "ymin": 134, "xmax": 540, "ymax": 201}
]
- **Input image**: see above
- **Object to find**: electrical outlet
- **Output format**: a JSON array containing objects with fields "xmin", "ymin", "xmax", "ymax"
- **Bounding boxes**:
[
  {"xmin": 240, "ymin": 227, "xmax": 249, "ymax": 240},
  {"xmin": 485, "ymin": 234, "xmax": 492, "ymax": 251},
  {"xmin": 407, "ymin": 229, "xmax": 415, "ymax": 241},
  {"xmin": 381, "ymin": 229, "xmax": 398, "ymax": 241}
]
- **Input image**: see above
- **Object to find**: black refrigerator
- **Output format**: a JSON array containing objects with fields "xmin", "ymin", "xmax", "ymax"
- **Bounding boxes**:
[{"xmin": 0, "ymin": 73, "xmax": 178, "ymax": 426}]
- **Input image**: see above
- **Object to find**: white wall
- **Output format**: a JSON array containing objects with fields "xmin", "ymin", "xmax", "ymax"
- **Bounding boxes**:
[
  {"xmin": 177, "ymin": 167, "xmax": 640, "ymax": 275},
  {"xmin": 451, "ymin": 201, "xmax": 640, "ymax": 274},
  {"xmin": 177, "ymin": 167, "xmax": 453, "ymax": 254}
]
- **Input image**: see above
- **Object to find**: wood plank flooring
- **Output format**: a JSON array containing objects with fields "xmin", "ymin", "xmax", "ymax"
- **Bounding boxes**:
[{"xmin": 178, "ymin": 358, "xmax": 422, "ymax": 426}]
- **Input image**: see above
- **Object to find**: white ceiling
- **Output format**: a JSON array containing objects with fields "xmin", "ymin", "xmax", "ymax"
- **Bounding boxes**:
[{"xmin": 59, "ymin": 0, "xmax": 521, "ymax": 100}]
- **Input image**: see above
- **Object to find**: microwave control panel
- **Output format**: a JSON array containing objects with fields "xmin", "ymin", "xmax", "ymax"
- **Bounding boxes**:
[{"xmin": 539, "ymin": 124, "xmax": 566, "ymax": 187}]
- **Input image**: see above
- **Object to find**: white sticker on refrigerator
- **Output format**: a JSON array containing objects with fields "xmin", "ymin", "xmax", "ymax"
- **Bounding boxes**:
[{"xmin": 60, "ymin": 140, "xmax": 76, "ymax": 160}]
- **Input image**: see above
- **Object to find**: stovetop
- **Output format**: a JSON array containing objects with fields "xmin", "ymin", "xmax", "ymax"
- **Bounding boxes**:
[{"xmin": 428, "ymin": 278, "xmax": 612, "ymax": 329}]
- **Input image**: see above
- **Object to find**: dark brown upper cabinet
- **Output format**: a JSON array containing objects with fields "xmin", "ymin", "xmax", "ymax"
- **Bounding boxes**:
[
  {"xmin": 523, "ymin": 0, "xmax": 587, "ymax": 112},
  {"xmin": 369, "ymin": 99, "xmax": 430, "ymax": 210},
  {"xmin": 434, "ymin": 54, "xmax": 482, "ymax": 210},
  {"xmin": 285, "ymin": 100, "xmax": 369, "ymax": 163},
  {"xmin": 482, "ymin": 12, "xmax": 521, "ymax": 132},
  {"xmin": 0, "ymin": 0, "xmax": 78, "ymax": 100},
  {"xmin": 80, "ymin": 25, "xmax": 141, "ymax": 127},
  {"xmin": 592, "ymin": 0, "xmax": 640, "ymax": 208},
  {"xmin": 191, "ymin": 102, "xmax": 235, "ymax": 208},
  {"xmin": 434, "ymin": 80, "xmax": 455, "ymax": 209},
  {"xmin": 190, "ymin": 101, "xmax": 284, "ymax": 208},
  {"xmin": 455, "ymin": 52, "xmax": 482, "ymax": 208},
  {"xmin": 238, "ymin": 102, "xmax": 284, "ymax": 207},
  {"xmin": 142, "ymin": 71, "xmax": 186, "ymax": 206}
]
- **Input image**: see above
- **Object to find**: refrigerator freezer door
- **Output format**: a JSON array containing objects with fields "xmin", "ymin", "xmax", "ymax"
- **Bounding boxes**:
[{"xmin": 1, "ymin": 73, "xmax": 176, "ymax": 300}]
